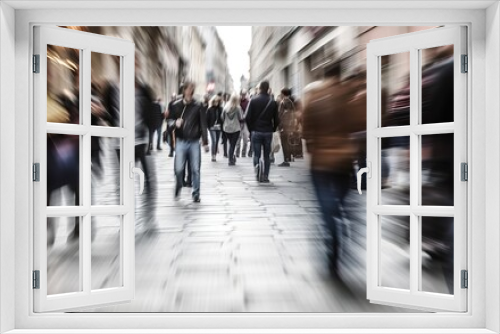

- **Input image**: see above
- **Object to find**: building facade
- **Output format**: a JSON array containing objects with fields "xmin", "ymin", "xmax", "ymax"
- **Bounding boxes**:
[{"xmin": 249, "ymin": 26, "xmax": 436, "ymax": 100}]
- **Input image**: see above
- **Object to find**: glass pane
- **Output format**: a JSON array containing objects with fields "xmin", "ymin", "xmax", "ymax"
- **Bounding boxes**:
[
  {"xmin": 421, "ymin": 134, "xmax": 454, "ymax": 206},
  {"xmin": 47, "ymin": 216, "xmax": 81, "ymax": 295},
  {"xmin": 47, "ymin": 134, "xmax": 81, "ymax": 206},
  {"xmin": 380, "ymin": 216, "xmax": 410, "ymax": 290},
  {"xmin": 421, "ymin": 45, "xmax": 454, "ymax": 124},
  {"xmin": 381, "ymin": 52, "xmax": 410, "ymax": 127},
  {"xmin": 47, "ymin": 45, "xmax": 80, "ymax": 124},
  {"xmin": 380, "ymin": 137, "xmax": 410, "ymax": 205},
  {"xmin": 91, "ymin": 216, "xmax": 122, "ymax": 290},
  {"xmin": 91, "ymin": 137, "xmax": 121, "ymax": 205},
  {"xmin": 91, "ymin": 52, "xmax": 121, "ymax": 127},
  {"xmin": 421, "ymin": 216, "xmax": 454, "ymax": 295}
]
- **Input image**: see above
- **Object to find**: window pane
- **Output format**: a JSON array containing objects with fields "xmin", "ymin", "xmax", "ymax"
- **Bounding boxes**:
[
  {"xmin": 47, "ymin": 45, "xmax": 80, "ymax": 124},
  {"xmin": 421, "ymin": 45, "xmax": 454, "ymax": 124},
  {"xmin": 91, "ymin": 216, "xmax": 122, "ymax": 290},
  {"xmin": 380, "ymin": 137, "xmax": 410, "ymax": 205},
  {"xmin": 47, "ymin": 217, "xmax": 81, "ymax": 295},
  {"xmin": 91, "ymin": 137, "xmax": 121, "ymax": 205},
  {"xmin": 91, "ymin": 52, "xmax": 121, "ymax": 127},
  {"xmin": 421, "ymin": 216, "xmax": 454, "ymax": 295},
  {"xmin": 380, "ymin": 216, "xmax": 410, "ymax": 290},
  {"xmin": 47, "ymin": 134, "xmax": 81, "ymax": 206},
  {"xmin": 381, "ymin": 52, "xmax": 410, "ymax": 127},
  {"xmin": 421, "ymin": 134, "xmax": 454, "ymax": 206}
]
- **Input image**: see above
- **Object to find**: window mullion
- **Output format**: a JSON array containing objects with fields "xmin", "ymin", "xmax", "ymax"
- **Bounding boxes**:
[
  {"xmin": 81, "ymin": 48, "xmax": 92, "ymax": 295},
  {"xmin": 409, "ymin": 47, "xmax": 420, "ymax": 294}
]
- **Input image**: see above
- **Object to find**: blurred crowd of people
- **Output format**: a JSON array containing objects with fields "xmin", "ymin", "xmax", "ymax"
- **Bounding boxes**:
[{"xmin": 46, "ymin": 43, "xmax": 455, "ymax": 293}]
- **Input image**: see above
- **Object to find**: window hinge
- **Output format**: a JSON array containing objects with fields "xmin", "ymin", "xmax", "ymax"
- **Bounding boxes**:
[
  {"xmin": 33, "ymin": 270, "xmax": 40, "ymax": 289},
  {"xmin": 33, "ymin": 163, "xmax": 40, "ymax": 182},
  {"xmin": 33, "ymin": 54, "xmax": 40, "ymax": 73},
  {"xmin": 461, "ymin": 54, "xmax": 468, "ymax": 73},
  {"xmin": 461, "ymin": 270, "xmax": 468, "ymax": 289},
  {"xmin": 461, "ymin": 162, "xmax": 468, "ymax": 181}
]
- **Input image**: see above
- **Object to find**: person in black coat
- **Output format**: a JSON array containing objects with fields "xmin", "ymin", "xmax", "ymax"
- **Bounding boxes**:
[
  {"xmin": 245, "ymin": 80, "xmax": 279, "ymax": 182},
  {"xmin": 148, "ymin": 97, "xmax": 165, "ymax": 153},
  {"xmin": 206, "ymin": 95, "xmax": 223, "ymax": 161}
]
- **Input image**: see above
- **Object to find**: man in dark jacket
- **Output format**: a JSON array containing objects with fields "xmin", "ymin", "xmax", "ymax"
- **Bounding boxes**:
[
  {"xmin": 167, "ymin": 81, "xmax": 209, "ymax": 202},
  {"xmin": 245, "ymin": 80, "xmax": 279, "ymax": 183}
]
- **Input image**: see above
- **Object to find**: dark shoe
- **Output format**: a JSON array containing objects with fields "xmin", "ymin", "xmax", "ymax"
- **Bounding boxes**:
[
  {"xmin": 157, "ymin": 146, "xmax": 162, "ymax": 150},
  {"xmin": 193, "ymin": 195, "xmax": 200, "ymax": 203},
  {"xmin": 168, "ymin": 151, "xmax": 174, "ymax": 157},
  {"xmin": 174, "ymin": 186, "xmax": 181, "ymax": 199},
  {"xmin": 146, "ymin": 150, "xmax": 151, "ymax": 156},
  {"xmin": 278, "ymin": 162, "xmax": 290, "ymax": 167},
  {"xmin": 228, "ymin": 161, "xmax": 235, "ymax": 166},
  {"xmin": 260, "ymin": 178, "xmax": 270, "ymax": 183},
  {"xmin": 270, "ymin": 158, "xmax": 275, "ymax": 164},
  {"xmin": 254, "ymin": 165, "xmax": 260, "ymax": 181},
  {"xmin": 248, "ymin": 151, "xmax": 253, "ymax": 158},
  {"xmin": 242, "ymin": 154, "xmax": 246, "ymax": 158}
]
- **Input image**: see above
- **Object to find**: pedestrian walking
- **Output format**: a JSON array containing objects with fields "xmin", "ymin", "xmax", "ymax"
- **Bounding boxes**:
[
  {"xmin": 134, "ymin": 56, "xmax": 155, "ymax": 191},
  {"xmin": 277, "ymin": 88, "xmax": 300, "ymax": 167},
  {"xmin": 302, "ymin": 66, "xmax": 365, "ymax": 279},
  {"xmin": 222, "ymin": 93, "xmax": 244, "ymax": 166},
  {"xmin": 165, "ymin": 93, "xmax": 178, "ymax": 157},
  {"xmin": 167, "ymin": 81, "xmax": 209, "ymax": 202},
  {"xmin": 148, "ymin": 97, "xmax": 165, "ymax": 153},
  {"xmin": 235, "ymin": 90, "xmax": 250, "ymax": 158},
  {"xmin": 206, "ymin": 95, "xmax": 223, "ymax": 162},
  {"xmin": 245, "ymin": 80, "xmax": 279, "ymax": 183}
]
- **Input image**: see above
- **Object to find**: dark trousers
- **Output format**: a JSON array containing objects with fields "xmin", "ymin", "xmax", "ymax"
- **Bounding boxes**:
[
  {"xmin": 149, "ymin": 123, "xmax": 163, "ymax": 150},
  {"xmin": 251, "ymin": 131, "xmax": 273, "ymax": 177},
  {"xmin": 135, "ymin": 144, "xmax": 150, "ymax": 185},
  {"xmin": 225, "ymin": 131, "xmax": 240, "ymax": 163},
  {"xmin": 221, "ymin": 132, "xmax": 228, "ymax": 157},
  {"xmin": 311, "ymin": 170, "xmax": 351, "ymax": 272}
]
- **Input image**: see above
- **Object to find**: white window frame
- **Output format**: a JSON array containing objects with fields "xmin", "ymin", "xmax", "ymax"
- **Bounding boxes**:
[
  {"xmin": 33, "ymin": 25, "xmax": 136, "ymax": 312},
  {"xmin": 0, "ymin": 1, "xmax": 498, "ymax": 333},
  {"xmin": 365, "ymin": 26, "xmax": 467, "ymax": 312}
]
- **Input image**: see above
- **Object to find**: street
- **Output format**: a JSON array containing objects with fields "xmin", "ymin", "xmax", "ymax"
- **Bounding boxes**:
[{"xmin": 47, "ymin": 139, "xmax": 448, "ymax": 313}]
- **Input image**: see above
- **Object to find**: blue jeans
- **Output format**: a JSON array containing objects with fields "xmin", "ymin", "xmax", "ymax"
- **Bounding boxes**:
[
  {"xmin": 209, "ymin": 130, "xmax": 221, "ymax": 156},
  {"xmin": 251, "ymin": 131, "xmax": 272, "ymax": 177},
  {"xmin": 311, "ymin": 170, "xmax": 351, "ymax": 272},
  {"xmin": 174, "ymin": 139, "xmax": 201, "ymax": 197}
]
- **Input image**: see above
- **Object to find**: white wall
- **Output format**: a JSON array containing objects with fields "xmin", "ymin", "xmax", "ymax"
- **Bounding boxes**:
[
  {"xmin": 0, "ymin": 2, "xmax": 16, "ymax": 333},
  {"xmin": 485, "ymin": 2, "xmax": 500, "ymax": 333}
]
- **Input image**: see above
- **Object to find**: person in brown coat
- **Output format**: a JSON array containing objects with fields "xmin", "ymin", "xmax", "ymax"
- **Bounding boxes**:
[{"xmin": 302, "ymin": 66, "xmax": 366, "ymax": 278}]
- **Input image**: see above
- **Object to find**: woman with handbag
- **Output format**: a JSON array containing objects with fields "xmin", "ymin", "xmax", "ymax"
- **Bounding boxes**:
[{"xmin": 206, "ymin": 95, "xmax": 223, "ymax": 162}]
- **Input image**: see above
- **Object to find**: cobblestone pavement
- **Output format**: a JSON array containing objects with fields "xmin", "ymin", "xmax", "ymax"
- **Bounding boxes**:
[{"xmin": 47, "ymin": 140, "xmax": 449, "ymax": 313}]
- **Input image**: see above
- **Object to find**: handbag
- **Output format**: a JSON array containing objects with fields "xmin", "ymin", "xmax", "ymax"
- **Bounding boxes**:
[
  {"xmin": 287, "ymin": 131, "xmax": 301, "ymax": 146},
  {"xmin": 210, "ymin": 123, "xmax": 221, "ymax": 131},
  {"xmin": 271, "ymin": 131, "xmax": 281, "ymax": 153}
]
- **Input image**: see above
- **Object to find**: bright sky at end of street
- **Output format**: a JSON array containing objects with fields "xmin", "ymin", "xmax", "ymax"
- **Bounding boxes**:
[{"xmin": 216, "ymin": 26, "xmax": 252, "ymax": 92}]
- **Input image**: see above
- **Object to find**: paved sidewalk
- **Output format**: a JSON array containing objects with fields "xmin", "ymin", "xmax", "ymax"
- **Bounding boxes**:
[{"xmin": 48, "ymin": 144, "xmax": 446, "ymax": 312}]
